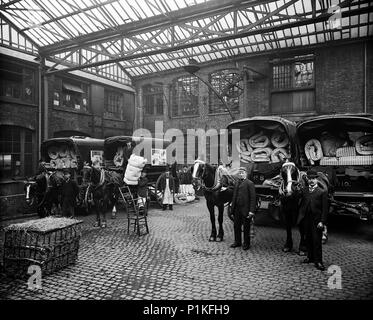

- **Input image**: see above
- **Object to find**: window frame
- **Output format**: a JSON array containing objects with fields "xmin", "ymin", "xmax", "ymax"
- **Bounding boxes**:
[
  {"xmin": 104, "ymin": 89, "xmax": 124, "ymax": 120},
  {"xmin": 171, "ymin": 75, "xmax": 200, "ymax": 118},
  {"xmin": 0, "ymin": 125, "xmax": 34, "ymax": 180},
  {"xmin": 209, "ymin": 69, "xmax": 242, "ymax": 114},
  {"xmin": 143, "ymin": 84, "xmax": 164, "ymax": 116},
  {"xmin": 0, "ymin": 61, "xmax": 37, "ymax": 104},
  {"xmin": 270, "ymin": 55, "xmax": 315, "ymax": 114}
]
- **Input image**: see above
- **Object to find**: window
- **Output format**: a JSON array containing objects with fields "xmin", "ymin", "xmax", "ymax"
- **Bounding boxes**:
[
  {"xmin": 0, "ymin": 61, "xmax": 36, "ymax": 103},
  {"xmin": 143, "ymin": 84, "xmax": 164, "ymax": 115},
  {"xmin": 209, "ymin": 70, "xmax": 242, "ymax": 113},
  {"xmin": 0, "ymin": 126, "xmax": 34, "ymax": 179},
  {"xmin": 53, "ymin": 77, "xmax": 88, "ymax": 111},
  {"xmin": 171, "ymin": 75, "xmax": 199, "ymax": 117},
  {"xmin": 104, "ymin": 90, "xmax": 124, "ymax": 120},
  {"xmin": 271, "ymin": 55, "xmax": 315, "ymax": 114}
]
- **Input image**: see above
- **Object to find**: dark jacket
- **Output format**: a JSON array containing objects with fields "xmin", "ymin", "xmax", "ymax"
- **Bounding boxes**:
[
  {"xmin": 231, "ymin": 179, "xmax": 256, "ymax": 218},
  {"xmin": 62, "ymin": 179, "xmax": 79, "ymax": 205},
  {"xmin": 159, "ymin": 174, "xmax": 175, "ymax": 193},
  {"xmin": 137, "ymin": 176, "xmax": 148, "ymax": 197},
  {"xmin": 297, "ymin": 186, "xmax": 328, "ymax": 225},
  {"xmin": 179, "ymin": 171, "xmax": 192, "ymax": 185}
]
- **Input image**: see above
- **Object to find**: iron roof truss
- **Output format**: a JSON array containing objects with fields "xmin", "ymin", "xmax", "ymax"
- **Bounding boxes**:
[{"xmin": 0, "ymin": 0, "xmax": 372, "ymax": 82}]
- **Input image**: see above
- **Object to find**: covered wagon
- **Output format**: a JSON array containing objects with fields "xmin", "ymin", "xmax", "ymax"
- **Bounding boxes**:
[{"xmin": 297, "ymin": 113, "xmax": 373, "ymax": 220}]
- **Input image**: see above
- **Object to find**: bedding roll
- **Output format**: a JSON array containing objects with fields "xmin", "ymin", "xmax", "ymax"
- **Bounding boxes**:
[
  {"xmin": 48, "ymin": 146, "xmax": 59, "ymax": 160},
  {"xmin": 128, "ymin": 154, "xmax": 147, "ymax": 169},
  {"xmin": 59, "ymin": 145, "xmax": 68, "ymax": 157},
  {"xmin": 248, "ymin": 131, "xmax": 270, "ymax": 148},
  {"xmin": 336, "ymin": 147, "xmax": 356, "ymax": 157},
  {"xmin": 356, "ymin": 134, "xmax": 373, "ymax": 155},
  {"xmin": 305, "ymin": 139, "xmax": 323, "ymax": 165},
  {"xmin": 270, "ymin": 148, "xmax": 290, "ymax": 163},
  {"xmin": 271, "ymin": 132, "xmax": 289, "ymax": 148},
  {"xmin": 251, "ymin": 147, "xmax": 272, "ymax": 162}
]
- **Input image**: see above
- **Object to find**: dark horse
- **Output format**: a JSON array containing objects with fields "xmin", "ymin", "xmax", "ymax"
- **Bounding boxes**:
[
  {"xmin": 279, "ymin": 161, "xmax": 329, "ymax": 254},
  {"xmin": 80, "ymin": 165, "xmax": 121, "ymax": 227},
  {"xmin": 24, "ymin": 171, "xmax": 64, "ymax": 218},
  {"xmin": 191, "ymin": 160, "xmax": 236, "ymax": 242}
]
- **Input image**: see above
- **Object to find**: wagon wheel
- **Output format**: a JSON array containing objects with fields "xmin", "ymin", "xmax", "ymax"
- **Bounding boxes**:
[{"xmin": 155, "ymin": 173, "xmax": 166, "ymax": 208}]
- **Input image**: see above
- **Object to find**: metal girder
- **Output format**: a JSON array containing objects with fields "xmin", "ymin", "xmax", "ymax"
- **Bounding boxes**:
[
  {"xmin": 44, "ymin": 4, "xmax": 371, "ymax": 76},
  {"xmin": 40, "ymin": 0, "xmax": 278, "ymax": 55},
  {"xmin": 0, "ymin": 11, "xmax": 40, "ymax": 49}
]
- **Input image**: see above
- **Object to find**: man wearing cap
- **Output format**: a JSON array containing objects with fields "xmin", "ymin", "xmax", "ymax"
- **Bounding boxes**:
[
  {"xmin": 230, "ymin": 167, "xmax": 256, "ymax": 250},
  {"xmin": 61, "ymin": 169, "xmax": 79, "ymax": 218},
  {"xmin": 297, "ymin": 169, "xmax": 328, "ymax": 271}
]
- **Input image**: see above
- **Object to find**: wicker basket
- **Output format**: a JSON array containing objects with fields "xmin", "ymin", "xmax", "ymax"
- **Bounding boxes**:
[{"xmin": 3, "ymin": 217, "xmax": 83, "ymax": 278}]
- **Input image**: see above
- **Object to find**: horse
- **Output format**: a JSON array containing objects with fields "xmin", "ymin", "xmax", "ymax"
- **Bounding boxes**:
[
  {"xmin": 24, "ymin": 171, "xmax": 64, "ymax": 217},
  {"xmin": 191, "ymin": 159, "xmax": 236, "ymax": 242},
  {"xmin": 279, "ymin": 161, "xmax": 330, "ymax": 254},
  {"xmin": 80, "ymin": 165, "xmax": 121, "ymax": 227}
]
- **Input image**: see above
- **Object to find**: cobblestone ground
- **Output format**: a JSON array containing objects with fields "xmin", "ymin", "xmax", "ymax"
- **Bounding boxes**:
[{"xmin": 0, "ymin": 199, "xmax": 372, "ymax": 300}]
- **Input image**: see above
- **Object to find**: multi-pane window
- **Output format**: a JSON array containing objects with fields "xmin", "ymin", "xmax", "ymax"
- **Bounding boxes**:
[
  {"xmin": 0, "ymin": 126, "xmax": 34, "ymax": 179},
  {"xmin": 53, "ymin": 78, "xmax": 88, "ymax": 111},
  {"xmin": 209, "ymin": 70, "xmax": 242, "ymax": 113},
  {"xmin": 143, "ymin": 85, "xmax": 164, "ymax": 115},
  {"xmin": 271, "ymin": 56, "xmax": 315, "ymax": 114},
  {"xmin": 0, "ymin": 61, "xmax": 36, "ymax": 103},
  {"xmin": 171, "ymin": 75, "xmax": 199, "ymax": 117},
  {"xmin": 104, "ymin": 90, "xmax": 124, "ymax": 119}
]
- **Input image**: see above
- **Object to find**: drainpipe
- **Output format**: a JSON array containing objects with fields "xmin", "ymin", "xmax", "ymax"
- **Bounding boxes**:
[
  {"xmin": 38, "ymin": 58, "xmax": 42, "ymax": 160},
  {"xmin": 41, "ymin": 57, "xmax": 49, "ymax": 141},
  {"xmin": 364, "ymin": 41, "xmax": 367, "ymax": 114}
]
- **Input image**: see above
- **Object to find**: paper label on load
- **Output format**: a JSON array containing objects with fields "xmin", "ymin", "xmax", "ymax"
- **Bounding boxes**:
[
  {"xmin": 91, "ymin": 150, "xmax": 103, "ymax": 166},
  {"xmin": 151, "ymin": 148, "xmax": 167, "ymax": 166}
]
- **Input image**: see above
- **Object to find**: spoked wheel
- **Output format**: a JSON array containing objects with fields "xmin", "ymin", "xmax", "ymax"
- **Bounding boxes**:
[{"xmin": 155, "ymin": 173, "xmax": 166, "ymax": 208}]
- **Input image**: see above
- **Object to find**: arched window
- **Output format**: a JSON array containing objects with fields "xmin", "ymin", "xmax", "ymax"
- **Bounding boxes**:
[
  {"xmin": 0, "ymin": 126, "xmax": 34, "ymax": 179},
  {"xmin": 171, "ymin": 75, "xmax": 199, "ymax": 117},
  {"xmin": 209, "ymin": 70, "xmax": 242, "ymax": 114}
]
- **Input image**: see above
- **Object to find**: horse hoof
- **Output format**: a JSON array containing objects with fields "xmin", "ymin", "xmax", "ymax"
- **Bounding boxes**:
[
  {"xmin": 282, "ymin": 247, "xmax": 292, "ymax": 253},
  {"xmin": 298, "ymin": 250, "xmax": 307, "ymax": 256},
  {"xmin": 209, "ymin": 237, "xmax": 216, "ymax": 242},
  {"xmin": 216, "ymin": 237, "xmax": 223, "ymax": 242}
]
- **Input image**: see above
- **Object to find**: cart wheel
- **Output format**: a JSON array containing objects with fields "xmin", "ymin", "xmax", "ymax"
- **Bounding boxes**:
[{"xmin": 155, "ymin": 173, "xmax": 166, "ymax": 208}]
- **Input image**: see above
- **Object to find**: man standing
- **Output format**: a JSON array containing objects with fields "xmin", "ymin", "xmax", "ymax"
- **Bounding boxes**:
[
  {"xmin": 297, "ymin": 169, "xmax": 328, "ymax": 271},
  {"xmin": 159, "ymin": 165, "xmax": 175, "ymax": 210},
  {"xmin": 61, "ymin": 169, "xmax": 79, "ymax": 218},
  {"xmin": 230, "ymin": 167, "xmax": 256, "ymax": 250}
]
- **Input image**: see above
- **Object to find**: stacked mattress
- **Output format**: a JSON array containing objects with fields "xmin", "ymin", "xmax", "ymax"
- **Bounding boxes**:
[
  {"xmin": 123, "ymin": 154, "xmax": 147, "ymax": 185},
  {"xmin": 307, "ymin": 133, "xmax": 373, "ymax": 166},
  {"xmin": 237, "ymin": 130, "xmax": 290, "ymax": 164},
  {"xmin": 47, "ymin": 145, "xmax": 78, "ymax": 169}
]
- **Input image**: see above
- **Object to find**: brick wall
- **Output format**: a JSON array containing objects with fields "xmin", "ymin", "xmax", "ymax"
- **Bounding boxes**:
[{"xmin": 135, "ymin": 40, "xmax": 371, "ymax": 132}]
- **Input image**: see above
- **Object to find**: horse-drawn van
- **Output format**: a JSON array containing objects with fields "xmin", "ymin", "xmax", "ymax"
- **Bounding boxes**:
[
  {"xmin": 296, "ymin": 114, "xmax": 373, "ymax": 221},
  {"xmin": 226, "ymin": 116, "xmax": 298, "ymax": 208},
  {"xmin": 103, "ymin": 135, "xmax": 172, "ymax": 206},
  {"xmin": 41, "ymin": 136, "xmax": 105, "ymax": 172},
  {"xmin": 25, "ymin": 136, "xmax": 105, "ymax": 216}
]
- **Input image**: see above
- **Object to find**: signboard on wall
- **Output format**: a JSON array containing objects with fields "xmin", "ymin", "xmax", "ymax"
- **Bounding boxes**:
[
  {"xmin": 151, "ymin": 148, "xmax": 167, "ymax": 166},
  {"xmin": 91, "ymin": 150, "xmax": 103, "ymax": 166}
]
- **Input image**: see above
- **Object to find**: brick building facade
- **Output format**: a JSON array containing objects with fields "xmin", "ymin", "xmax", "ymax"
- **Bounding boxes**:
[{"xmin": 0, "ymin": 50, "xmax": 135, "ymax": 219}]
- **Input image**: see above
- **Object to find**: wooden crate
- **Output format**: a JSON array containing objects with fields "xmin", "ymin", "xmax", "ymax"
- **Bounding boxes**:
[{"xmin": 3, "ymin": 217, "xmax": 83, "ymax": 278}]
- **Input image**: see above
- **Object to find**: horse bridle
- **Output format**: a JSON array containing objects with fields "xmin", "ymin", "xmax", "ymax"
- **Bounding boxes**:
[{"xmin": 194, "ymin": 161, "xmax": 219, "ymax": 192}]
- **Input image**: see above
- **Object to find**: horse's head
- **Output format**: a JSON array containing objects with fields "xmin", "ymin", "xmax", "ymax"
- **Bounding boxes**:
[
  {"xmin": 81, "ymin": 165, "xmax": 93, "ymax": 184},
  {"xmin": 280, "ymin": 161, "xmax": 300, "ymax": 197},
  {"xmin": 191, "ymin": 160, "xmax": 205, "ymax": 189},
  {"xmin": 24, "ymin": 180, "xmax": 37, "ymax": 206}
]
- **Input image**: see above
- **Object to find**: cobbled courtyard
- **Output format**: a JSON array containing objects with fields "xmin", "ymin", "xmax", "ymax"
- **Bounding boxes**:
[{"xmin": 1, "ymin": 199, "xmax": 372, "ymax": 300}]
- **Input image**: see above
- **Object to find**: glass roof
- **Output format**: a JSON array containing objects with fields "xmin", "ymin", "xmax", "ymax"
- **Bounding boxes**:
[{"xmin": 0, "ymin": 0, "xmax": 372, "ymax": 84}]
